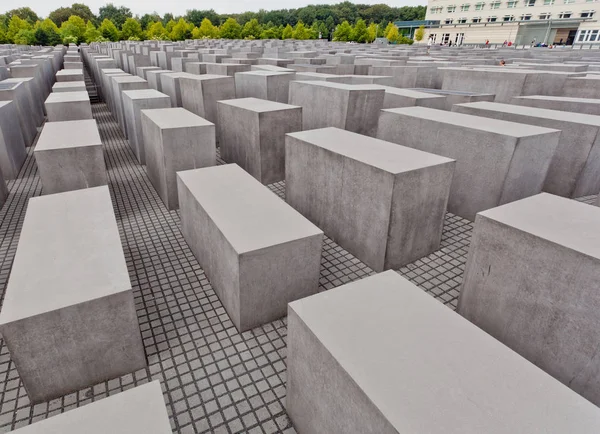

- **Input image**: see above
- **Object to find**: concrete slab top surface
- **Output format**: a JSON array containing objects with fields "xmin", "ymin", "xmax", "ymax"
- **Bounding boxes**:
[
  {"xmin": 45, "ymin": 91, "xmax": 90, "ymax": 103},
  {"xmin": 292, "ymin": 80, "xmax": 385, "ymax": 91},
  {"xmin": 0, "ymin": 101, "xmax": 11, "ymax": 109},
  {"xmin": 177, "ymin": 164, "xmax": 322, "ymax": 254},
  {"xmin": 10, "ymin": 381, "xmax": 170, "ymax": 433},
  {"xmin": 514, "ymin": 95, "xmax": 600, "ymax": 103},
  {"xmin": 478, "ymin": 193, "xmax": 600, "ymax": 259},
  {"xmin": 56, "ymin": 69, "xmax": 83, "ymax": 76},
  {"xmin": 52, "ymin": 81, "xmax": 86, "ymax": 89},
  {"xmin": 122, "ymin": 89, "xmax": 170, "ymax": 100},
  {"xmin": 235, "ymin": 70, "xmax": 295, "ymax": 77},
  {"xmin": 142, "ymin": 107, "xmax": 213, "ymax": 129},
  {"xmin": 0, "ymin": 82, "xmax": 20, "ymax": 91},
  {"xmin": 35, "ymin": 119, "xmax": 101, "ymax": 151},
  {"xmin": 111, "ymin": 75, "xmax": 147, "ymax": 84},
  {"xmin": 179, "ymin": 74, "xmax": 230, "ymax": 82},
  {"xmin": 101, "ymin": 68, "xmax": 125, "ymax": 74},
  {"xmin": 456, "ymin": 101, "xmax": 600, "ymax": 126},
  {"xmin": 289, "ymin": 270, "xmax": 600, "ymax": 434},
  {"xmin": 440, "ymin": 67, "xmax": 585, "ymax": 76},
  {"xmin": 218, "ymin": 97, "xmax": 300, "ymax": 113},
  {"xmin": 382, "ymin": 107, "xmax": 561, "ymax": 138},
  {"xmin": 410, "ymin": 88, "xmax": 494, "ymax": 97},
  {"xmin": 288, "ymin": 127, "xmax": 454, "ymax": 173},
  {"xmin": 0, "ymin": 186, "xmax": 131, "ymax": 325},
  {"xmin": 373, "ymin": 86, "xmax": 446, "ymax": 98}
]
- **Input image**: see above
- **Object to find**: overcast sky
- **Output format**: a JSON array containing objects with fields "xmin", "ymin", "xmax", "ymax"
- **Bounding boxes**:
[{"xmin": 3, "ymin": 0, "xmax": 425, "ymax": 19}]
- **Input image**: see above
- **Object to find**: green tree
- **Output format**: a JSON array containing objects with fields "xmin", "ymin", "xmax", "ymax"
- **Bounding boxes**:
[
  {"xmin": 242, "ymin": 18, "xmax": 262, "ymax": 39},
  {"xmin": 165, "ymin": 19, "xmax": 176, "ymax": 33},
  {"xmin": 292, "ymin": 21, "xmax": 311, "ymax": 39},
  {"xmin": 98, "ymin": 18, "xmax": 119, "ymax": 41},
  {"xmin": 140, "ymin": 13, "xmax": 161, "ymax": 30},
  {"xmin": 169, "ymin": 18, "xmax": 192, "ymax": 41},
  {"xmin": 60, "ymin": 15, "xmax": 86, "ymax": 44},
  {"xmin": 367, "ymin": 22, "xmax": 377, "ymax": 42},
  {"xmin": 98, "ymin": 3, "xmax": 132, "ymax": 29},
  {"xmin": 35, "ymin": 19, "xmax": 62, "ymax": 45},
  {"xmin": 351, "ymin": 19, "xmax": 368, "ymax": 42},
  {"xmin": 260, "ymin": 23, "xmax": 281, "ymax": 39},
  {"xmin": 14, "ymin": 29, "xmax": 36, "ymax": 44},
  {"xmin": 6, "ymin": 8, "xmax": 39, "ymax": 25},
  {"xmin": 49, "ymin": 4, "xmax": 96, "ymax": 26},
  {"xmin": 7, "ymin": 16, "xmax": 31, "ymax": 43},
  {"xmin": 84, "ymin": 20, "xmax": 102, "ymax": 43},
  {"xmin": 147, "ymin": 21, "xmax": 169, "ymax": 40},
  {"xmin": 0, "ymin": 28, "xmax": 7, "ymax": 44},
  {"xmin": 386, "ymin": 25, "xmax": 412, "ymax": 44},
  {"xmin": 185, "ymin": 9, "xmax": 220, "ymax": 27},
  {"xmin": 383, "ymin": 22, "xmax": 395, "ymax": 40},
  {"xmin": 281, "ymin": 23, "xmax": 293, "ymax": 39},
  {"xmin": 120, "ymin": 17, "xmax": 143, "ymax": 40},
  {"xmin": 192, "ymin": 18, "xmax": 219, "ymax": 39},
  {"xmin": 219, "ymin": 17, "xmax": 241, "ymax": 39},
  {"xmin": 333, "ymin": 20, "xmax": 352, "ymax": 41},
  {"xmin": 414, "ymin": 24, "xmax": 425, "ymax": 42}
]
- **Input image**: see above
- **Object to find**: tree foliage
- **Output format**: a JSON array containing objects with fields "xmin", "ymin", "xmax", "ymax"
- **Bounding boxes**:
[
  {"xmin": 351, "ymin": 19, "xmax": 368, "ymax": 43},
  {"xmin": 333, "ymin": 20, "xmax": 352, "ymax": 42},
  {"xmin": 192, "ymin": 18, "xmax": 219, "ymax": 39},
  {"xmin": 219, "ymin": 17, "xmax": 241, "ymax": 39},
  {"xmin": 6, "ymin": 8, "xmax": 39, "ymax": 24},
  {"xmin": 241, "ymin": 18, "xmax": 262, "ymax": 40},
  {"xmin": 147, "ymin": 21, "xmax": 169, "ymax": 40},
  {"xmin": 98, "ymin": 18, "xmax": 119, "ymax": 41},
  {"xmin": 49, "ymin": 4, "xmax": 95, "ymax": 26},
  {"xmin": 414, "ymin": 24, "xmax": 425, "ymax": 42},
  {"xmin": 120, "ymin": 17, "xmax": 143, "ymax": 40},
  {"xmin": 98, "ymin": 3, "xmax": 132, "ymax": 29}
]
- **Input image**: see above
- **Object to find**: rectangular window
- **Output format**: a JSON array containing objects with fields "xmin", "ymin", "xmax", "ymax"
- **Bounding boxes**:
[
  {"xmin": 475, "ymin": 2, "xmax": 486, "ymax": 9},
  {"xmin": 503, "ymin": 14, "xmax": 515, "ymax": 20},
  {"xmin": 520, "ymin": 14, "xmax": 532, "ymax": 19},
  {"xmin": 539, "ymin": 12, "xmax": 552, "ymax": 18},
  {"xmin": 525, "ymin": 0, "xmax": 536, "ymax": 6},
  {"xmin": 543, "ymin": 0, "xmax": 555, "ymax": 4},
  {"xmin": 564, "ymin": 0, "xmax": 575, "ymax": 3},
  {"xmin": 559, "ymin": 11, "xmax": 572, "ymax": 18},
  {"xmin": 461, "ymin": 4, "xmax": 471, "ymax": 10},
  {"xmin": 592, "ymin": 29, "xmax": 599, "ymax": 40},
  {"xmin": 445, "ymin": 18, "xmax": 454, "ymax": 23},
  {"xmin": 581, "ymin": 10, "xmax": 596, "ymax": 17},
  {"xmin": 458, "ymin": 17, "xmax": 468, "ymax": 22},
  {"xmin": 491, "ymin": 1, "xmax": 501, "ymax": 8},
  {"xmin": 578, "ymin": 30, "xmax": 587, "ymax": 41},
  {"xmin": 488, "ymin": 15, "xmax": 498, "ymax": 21},
  {"xmin": 507, "ymin": 1, "xmax": 518, "ymax": 7},
  {"xmin": 447, "ymin": 6, "xmax": 457, "ymax": 12},
  {"xmin": 472, "ymin": 16, "xmax": 482, "ymax": 22},
  {"xmin": 586, "ymin": 0, "xmax": 597, "ymax": 3}
]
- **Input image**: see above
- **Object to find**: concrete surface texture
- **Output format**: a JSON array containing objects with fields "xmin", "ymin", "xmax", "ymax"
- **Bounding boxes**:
[
  {"xmin": 52, "ymin": 81, "xmax": 87, "ymax": 93},
  {"xmin": 44, "ymin": 91, "xmax": 93, "ymax": 122},
  {"xmin": 217, "ymin": 97, "xmax": 302, "ymax": 184},
  {"xmin": 459, "ymin": 193, "xmax": 600, "ymax": 407},
  {"xmin": 377, "ymin": 106, "xmax": 560, "ymax": 221},
  {"xmin": 110, "ymin": 75, "xmax": 148, "ymax": 137},
  {"xmin": 234, "ymin": 70, "xmax": 296, "ymax": 104},
  {"xmin": 11, "ymin": 381, "xmax": 170, "ymax": 433},
  {"xmin": 142, "ymin": 107, "xmax": 216, "ymax": 209},
  {"xmin": 287, "ymin": 270, "xmax": 600, "ymax": 434},
  {"xmin": 0, "ymin": 101, "xmax": 27, "ymax": 179},
  {"xmin": 55, "ymin": 69, "xmax": 84, "ymax": 82},
  {"xmin": 177, "ymin": 164, "xmax": 323, "ymax": 332},
  {"xmin": 0, "ymin": 186, "xmax": 146, "ymax": 403},
  {"xmin": 0, "ymin": 81, "xmax": 37, "ymax": 146},
  {"xmin": 512, "ymin": 94, "xmax": 600, "ymax": 116},
  {"xmin": 286, "ymin": 127, "xmax": 455, "ymax": 271},
  {"xmin": 122, "ymin": 89, "xmax": 171, "ymax": 164},
  {"xmin": 34, "ymin": 119, "xmax": 107, "ymax": 194},
  {"xmin": 288, "ymin": 80, "xmax": 385, "ymax": 136},
  {"xmin": 160, "ymin": 72, "xmax": 196, "ymax": 107},
  {"xmin": 179, "ymin": 74, "xmax": 236, "ymax": 124}
]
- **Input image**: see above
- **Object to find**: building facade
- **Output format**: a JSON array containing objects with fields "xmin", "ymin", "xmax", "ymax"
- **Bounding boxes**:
[{"xmin": 422, "ymin": 0, "xmax": 600, "ymax": 45}]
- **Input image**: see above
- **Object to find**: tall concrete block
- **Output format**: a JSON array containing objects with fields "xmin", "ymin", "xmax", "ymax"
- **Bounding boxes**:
[
  {"xmin": 3, "ymin": 77, "xmax": 44, "ymax": 128},
  {"xmin": 146, "ymin": 69, "xmax": 172, "ymax": 92},
  {"xmin": 453, "ymin": 101, "xmax": 600, "ymax": 198},
  {"xmin": 177, "ymin": 164, "xmax": 323, "ymax": 332},
  {"xmin": 411, "ymin": 88, "xmax": 495, "ymax": 110},
  {"xmin": 563, "ymin": 77, "xmax": 600, "ymax": 99},
  {"xmin": 56, "ymin": 69, "xmax": 84, "ymax": 82},
  {"xmin": 0, "ymin": 101, "xmax": 26, "ymax": 179},
  {"xmin": 0, "ymin": 186, "xmax": 146, "ymax": 403},
  {"xmin": 10, "ymin": 381, "xmax": 170, "ymax": 433},
  {"xmin": 34, "ymin": 120, "xmax": 107, "ymax": 195},
  {"xmin": 512, "ymin": 95, "xmax": 600, "ymax": 116},
  {"xmin": 135, "ymin": 66, "xmax": 161, "ymax": 80},
  {"xmin": 179, "ymin": 74, "xmax": 235, "ymax": 124},
  {"xmin": 286, "ymin": 127, "xmax": 455, "ymax": 271},
  {"xmin": 218, "ymin": 98, "xmax": 301, "ymax": 184},
  {"xmin": 52, "ymin": 81, "xmax": 86, "ymax": 93},
  {"xmin": 458, "ymin": 193, "xmax": 600, "ymax": 407},
  {"xmin": 234, "ymin": 71, "xmax": 295, "ymax": 103},
  {"xmin": 0, "ymin": 81, "xmax": 37, "ymax": 146},
  {"xmin": 375, "ymin": 86, "xmax": 447, "ymax": 109},
  {"xmin": 142, "ymin": 108, "xmax": 215, "ymax": 209},
  {"xmin": 287, "ymin": 270, "xmax": 600, "ymax": 434},
  {"xmin": 122, "ymin": 89, "xmax": 171, "ymax": 164},
  {"xmin": 110, "ymin": 75, "xmax": 148, "ymax": 136},
  {"xmin": 205, "ymin": 63, "xmax": 251, "ymax": 76},
  {"xmin": 289, "ymin": 81, "xmax": 384, "ymax": 137},
  {"xmin": 369, "ymin": 65, "xmax": 442, "ymax": 88},
  {"xmin": 377, "ymin": 107, "xmax": 560, "ymax": 221},
  {"xmin": 44, "ymin": 91, "xmax": 93, "ymax": 122},
  {"xmin": 160, "ymin": 72, "xmax": 194, "ymax": 107}
]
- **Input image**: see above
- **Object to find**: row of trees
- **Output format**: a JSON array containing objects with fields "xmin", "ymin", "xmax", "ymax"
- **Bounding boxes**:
[{"xmin": 0, "ymin": 3, "xmax": 424, "ymax": 45}]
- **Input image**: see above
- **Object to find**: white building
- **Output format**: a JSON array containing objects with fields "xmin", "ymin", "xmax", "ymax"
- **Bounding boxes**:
[{"xmin": 423, "ymin": 0, "xmax": 600, "ymax": 45}]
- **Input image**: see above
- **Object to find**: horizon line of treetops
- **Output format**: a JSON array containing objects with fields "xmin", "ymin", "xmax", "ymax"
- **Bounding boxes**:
[{"xmin": 0, "ymin": 2, "xmax": 426, "ymax": 46}]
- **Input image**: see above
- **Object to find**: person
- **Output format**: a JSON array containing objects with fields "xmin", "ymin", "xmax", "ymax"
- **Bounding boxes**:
[
  {"xmin": 503, "ymin": 40, "xmax": 507, "ymax": 46},
  {"xmin": 507, "ymin": 41, "xmax": 512, "ymax": 46},
  {"xmin": 559, "ymin": 38, "xmax": 564, "ymax": 45},
  {"xmin": 449, "ymin": 40, "xmax": 453, "ymax": 47},
  {"xmin": 427, "ymin": 36, "xmax": 433, "ymax": 54},
  {"xmin": 499, "ymin": 59, "xmax": 506, "ymax": 66},
  {"xmin": 485, "ymin": 39, "xmax": 489, "ymax": 46}
]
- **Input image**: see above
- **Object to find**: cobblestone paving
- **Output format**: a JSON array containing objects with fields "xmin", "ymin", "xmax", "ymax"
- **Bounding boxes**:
[{"xmin": 0, "ymin": 102, "xmax": 588, "ymax": 433}]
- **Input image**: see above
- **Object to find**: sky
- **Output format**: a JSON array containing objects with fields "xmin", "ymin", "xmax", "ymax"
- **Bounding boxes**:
[{"xmin": 4, "ymin": 0, "xmax": 426, "ymax": 19}]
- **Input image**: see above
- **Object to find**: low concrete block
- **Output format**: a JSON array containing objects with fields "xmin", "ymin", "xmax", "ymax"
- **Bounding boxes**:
[
  {"xmin": 286, "ymin": 127, "xmax": 454, "ymax": 271},
  {"xmin": 177, "ymin": 164, "xmax": 323, "ymax": 331},
  {"xmin": 377, "ymin": 107, "xmax": 560, "ymax": 220},
  {"xmin": 34, "ymin": 120, "xmax": 107, "ymax": 194},
  {"xmin": 410, "ymin": 87, "xmax": 495, "ymax": 110},
  {"xmin": 52, "ymin": 81, "xmax": 87, "ymax": 93},
  {"xmin": 458, "ymin": 193, "xmax": 600, "ymax": 407},
  {"xmin": 0, "ymin": 101, "xmax": 27, "ymax": 179},
  {"xmin": 10, "ymin": 381, "xmax": 170, "ymax": 433},
  {"xmin": 122, "ymin": 89, "xmax": 171, "ymax": 164},
  {"xmin": 205, "ymin": 62, "xmax": 251, "ymax": 76},
  {"xmin": 45, "ymin": 91, "xmax": 92, "ymax": 122},
  {"xmin": 289, "ymin": 81, "xmax": 384, "ymax": 137},
  {"xmin": 287, "ymin": 270, "xmax": 600, "ymax": 434},
  {"xmin": 179, "ymin": 74, "xmax": 235, "ymax": 124},
  {"xmin": 0, "ymin": 186, "xmax": 146, "ymax": 403},
  {"xmin": 512, "ymin": 95, "xmax": 600, "ymax": 116},
  {"xmin": 234, "ymin": 71, "xmax": 296, "ymax": 103},
  {"xmin": 218, "ymin": 98, "xmax": 301, "ymax": 184},
  {"xmin": 56, "ymin": 69, "xmax": 84, "ymax": 82},
  {"xmin": 142, "ymin": 108, "xmax": 215, "ymax": 209}
]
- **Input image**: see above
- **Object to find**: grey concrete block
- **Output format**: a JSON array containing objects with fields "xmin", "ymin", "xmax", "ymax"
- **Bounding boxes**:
[
  {"xmin": 377, "ymin": 107, "xmax": 560, "ymax": 221},
  {"xmin": 289, "ymin": 81, "xmax": 384, "ymax": 137},
  {"xmin": 142, "ymin": 108, "xmax": 215, "ymax": 209},
  {"xmin": 375, "ymin": 86, "xmax": 447, "ymax": 109},
  {"xmin": 2, "ymin": 77, "xmax": 44, "ymax": 129},
  {"xmin": 287, "ymin": 270, "xmax": 600, "ymax": 434},
  {"xmin": 110, "ymin": 75, "xmax": 148, "ymax": 136},
  {"xmin": 11, "ymin": 381, "xmax": 170, "ymax": 433},
  {"xmin": 453, "ymin": 101, "xmax": 600, "ymax": 198},
  {"xmin": 52, "ymin": 81, "xmax": 86, "ymax": 93},
  {"xmin": 234, "ymin": 71, "xmax": 295, "ymax": 103},
  {"xmin": 563, "ymin": 76, "xmax": 600, "ymax": 99},
  {"xmin": 0, "ymin": 101, "xmax": 26, "ymax": 179},
  {"xmin": 160, "ymin": 72, "xmax": 194, "ymax": 107},
  {"xmin": 63, "ymin": 61, "xmax": 83, "ymax": 70},
  {"xmin": 56, "ymin": 69, "xmax": 84, "ymax": 82},
  {"xmin": 146, "ymin": 69, "xmax": 172, "ymax": 92},
  {"xmin": 512, "ymin": 95, "xmax": 600, "ymax": 116},
  {"xmin": 34, "ymin": 120, "xmax": 107, "ymax": 194},
  {"xmin": 179, "ymin": 74, "xmax": 235, "ymax": 124},
  {"xmin": 177, "ymin": 164, "xmax": 322, "ymax": 332},
  {"xmin": 0, "ymin": 186, "xmax": 146, "ymax": 403},
  {"xmin": 410, "ymin": 87, "xmax": 495, "ymax": 110},
  {"xmin": 135, "ymin": 66, "xmax": 161, "ymax": 80},
  {"xmin": 205, "ymin": 62, "xmax": 251, "ymax": 76},
  {"xmin": 286, "ymin": 127, "xmax": 454, "ymax": 271},
  {"xmin": 369, "ymin": 65, "xmax": 442, "ymax": 88},
  {"xmin": 45, "ymin": 91, "xmax": 92, "ymax": 122},
  {"xmin": 218, "ymin": 98, "xmax": 301, "ymax": 184},
  {"xmin": 458, "ymin": 193, "xmax": 600, "ymax": 407},
  {"xmin": 122, "ymin": 89, "xmax": 171, "ymax": 164},
  {"xmin": 0, "ymin": 81, "xmax": 37, "ymax": 146}
]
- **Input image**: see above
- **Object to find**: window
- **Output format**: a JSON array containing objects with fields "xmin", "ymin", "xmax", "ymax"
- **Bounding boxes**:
[
  {"xmin": 586, "ymin": 0, "xmax": 598, "ymax": 3},
  {"xmin": 488, "ymin": 15, "xmax": 498, "ymax": 21},
  {"xmin": 475, "ymin": 2, "xmax": 486, "ymax": 9},
  {"xmin": 503, "ymin": 14, "xmax": 515, "ymax": 20},
  {"xmin": 520, "ymin": 13, "xmax": 532, "ymax": 19},
  {"xmin": 442, "ymin": 33, "xmax": 451, "ymax": 43},
  {"xmin": 525, "ymin": 0, "xmax": 536, "ymax": 6},
  {"xmin": 564, "ymin": 0, "xmax": 575, "ymax": 3},
  {"xmin": 543, "ymin": 0, "xmax": 555, "ymax": 4},
  {"xmin": 581, "ymin": 10, "xmax": 596, "ymax": 16},
  {"xmin": 507, "ymin": 1, "xmax": 518, "ymax": 7},
  {"xmin": 578, "ymin": 29, "xmax": 600, "ymax": 41},
  {"xmin": 458, "ymin": 17, "xmax": 468, "ymax": 22},
  {"xmin": 445, "ymin": 18, "xmax": 454, "ymax": 23},
  {"xmin": 490, "ymin": 1, "xmax": 501, "ymax": 8},
  {"xmin": 447, "ymin": 5, "xmax": 457, "ymax": 12},
  {"xmin": 539, "ymin": 12, "xmax": 552, "ymax": 18},
  {"xmin": 472, "ymin": 16, "xmax": 482, "ymax": 21},
  {"xmin": 461, "ymin": 4, "xmax": 471, "ymax": 10},
  {"xmin": 559, "ymin": 11, "xmax": 572, "ymax": 17}
]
